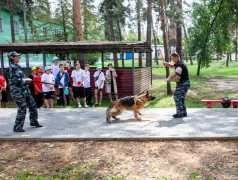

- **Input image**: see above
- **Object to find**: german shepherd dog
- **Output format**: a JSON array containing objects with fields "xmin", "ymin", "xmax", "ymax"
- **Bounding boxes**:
[{"xmin": 106, "ymin": 91, "xmax": 156, "ymax": 123}]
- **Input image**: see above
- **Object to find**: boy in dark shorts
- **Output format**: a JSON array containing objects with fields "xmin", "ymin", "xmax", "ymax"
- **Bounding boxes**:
[
  {"xmin": 83, "ymin": 64, "xmax": 93, "ymax": 105},
  {"xmin": 42, "ymin": 66, "xmax": 55, "ymax": 108},
  {"xmin": 71, "ymin": 63, "xmax": 88, "ymax": 108},
  {"xmin": 93, "ymin": 65, "xmax": 105, "ymax": 106}
]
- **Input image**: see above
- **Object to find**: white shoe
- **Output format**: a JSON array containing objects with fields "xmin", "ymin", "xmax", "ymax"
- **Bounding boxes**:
[
  {"xmin": 84, "ymin": 104, "xmax": 88, "ymax": 108},
  {"xmin": 78, "ymin": 103, "xmax": 82, "ymax": 108}
]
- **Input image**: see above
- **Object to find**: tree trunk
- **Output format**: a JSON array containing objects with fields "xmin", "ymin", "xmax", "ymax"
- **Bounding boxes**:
[
  {"xmin": 176, "ymin": 0, "xmax": 182, "ymax": 58},
  {"xmin": 146, "ymin": 0, "xmax": 152, "ymax": 67},
  {"xmin": 74, "ymin": 0, "xmax": 84, "ymax": 41},
  {"xmin": 9, "ymin": 0, "xmax": 15, "ymax": 43},
  {"xmin": 105, "ymin": 0, "xmax": 118, "ymax": 67},
  {"xmin": 236, "ymin": 27, "xmax": 237, "ymax": 61},
  {"xmin": 117, "ymin": 20, "xmax": 124, "ymax": 67},
  {"xmin": 190, "ymin": 56, "xmax": 193, "ymax": 65},
  {"xmin": 169, "ymin": 0, "xmax": 176, "ymax": 50},
  {"xmin": 165, "ymin": 12, "xmax": 170, "ymax": 57},
  {"xmin": 23, "ymin": 0, "xmax": 29, "ymax": 67},
  {"xmin": 183, "ymin": 24, "xmax": 191, "ymax": 64},
  {"xmin": 73, "ymin": 0, "xmax": 86, "ymax": 67},
  {"xmin": 117, "ymin": 20, "xmax": 122, "ymax": 41},
  {"xmin": 83, "ymin": 0, "xmax": 88, "ymax": 40},
  {"xmin": 152, "ymin": 22, "xmax": 158, "ymax": 65},
  {"xmin": 136, "ymin": 0, "xmax": 143, "ymax": 67},
  {"xmin": 60, "ymin": 0, "xmax": 67, "ymax": 41},
  {"xmin": 226, "ymin": 51, "xmax": 229, "ymax": 67},
  {"xmin": 160, "ymin": 0, "xmax": 172, "ymax": 95}
]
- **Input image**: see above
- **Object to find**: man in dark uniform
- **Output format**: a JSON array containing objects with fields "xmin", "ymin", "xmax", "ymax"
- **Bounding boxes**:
[
  {"xmin": 8, "ymin": 51, "xmax": 43, "ymax": 132},
  {"xmin": 163, "ymin": 52, "xmax": 190, "ymax": 118}
]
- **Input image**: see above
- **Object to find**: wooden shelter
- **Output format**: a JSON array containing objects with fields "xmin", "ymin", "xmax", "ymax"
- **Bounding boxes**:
[{"xmin": 0, "ymin": 41, "xmax": 152, "ymax": 96}]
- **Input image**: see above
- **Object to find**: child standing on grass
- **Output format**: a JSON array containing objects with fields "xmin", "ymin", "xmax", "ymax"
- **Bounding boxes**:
[
  {"xmin": 94, "ymin": 65, "xmax": 105, "ymax": 106},
  {"xmin": 33, "ymin": 69, "xmax": 44, "ymax": 108},
  {"xmin": 42, "ymin": 66, "xmax": 55, "ymax": 108},
  {"xmin": 56, "ymin": 64, "xmax": 70, "ymax": 108},
  {"xmin": 71, "ymin": 63, "xmax": 88, "ymax": 108}
]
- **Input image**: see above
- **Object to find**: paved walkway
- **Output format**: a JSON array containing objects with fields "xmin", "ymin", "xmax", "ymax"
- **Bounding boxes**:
[{"xmin": 0, "ymin": 108, "xmax": 237, "ymax": 140}]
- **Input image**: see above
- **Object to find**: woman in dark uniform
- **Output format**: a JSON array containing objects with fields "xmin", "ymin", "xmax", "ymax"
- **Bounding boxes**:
[{"xmin": 8, "ymin": 51, "xmax": 43, "ymax": 132}]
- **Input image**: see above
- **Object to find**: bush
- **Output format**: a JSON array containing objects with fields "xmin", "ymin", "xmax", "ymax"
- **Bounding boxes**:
[{"xmin": 86, "ymin": 53, "xmax": 101, "ymax": 65}]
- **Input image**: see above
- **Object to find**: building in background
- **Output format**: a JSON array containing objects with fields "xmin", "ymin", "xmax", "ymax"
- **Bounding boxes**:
[
  {"xmin": 0, "ymin": 10, "xmax": 64, "ymax": 68},
  {"xmin": 109, "ymin": 45, "xmax": 175, "ymax": 61}
]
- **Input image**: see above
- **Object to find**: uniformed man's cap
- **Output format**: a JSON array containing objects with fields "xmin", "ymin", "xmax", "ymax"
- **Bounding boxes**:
[{"xmin": 8, "ymin": 51, "xmax": 22, "ymax": 59}]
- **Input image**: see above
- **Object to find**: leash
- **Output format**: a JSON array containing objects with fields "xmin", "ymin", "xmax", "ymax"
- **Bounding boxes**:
[{"xmin": 31, "ymin": 80, "xmax": 59, "ymax": 86}]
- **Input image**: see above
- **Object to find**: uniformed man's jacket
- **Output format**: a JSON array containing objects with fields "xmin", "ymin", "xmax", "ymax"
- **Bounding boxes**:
[{"xmin": 8, "ymin": 63, "xmax": 29, "ymax": 97}]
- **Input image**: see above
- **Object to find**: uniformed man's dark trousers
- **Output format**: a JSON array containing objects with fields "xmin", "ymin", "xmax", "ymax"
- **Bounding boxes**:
[
  {"xmin": 14, "ymin": 94, "xmax": 38, "ymax": 130},
  {"xmin": 174, "ymin": 80, "xmax": 190, "ymax": 115}
]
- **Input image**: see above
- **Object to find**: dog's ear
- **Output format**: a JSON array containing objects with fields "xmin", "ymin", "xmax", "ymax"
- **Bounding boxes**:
[{"xmin": 146, "ymin": 90, "xmax": 149, "ymax": 96}]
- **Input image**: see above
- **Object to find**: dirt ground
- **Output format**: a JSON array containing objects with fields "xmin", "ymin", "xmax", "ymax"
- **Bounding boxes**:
[
  {"xmin": 0, "ymin": 141, "xmax": 238, "ymax": 180},
  {"xmin": 206, "ymin": 78, "xmax": 238, "ymax": 92}
]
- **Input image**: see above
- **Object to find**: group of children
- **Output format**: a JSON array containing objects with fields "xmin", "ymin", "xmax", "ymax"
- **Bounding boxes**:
[{"xmin": 27, "ymin": 56, "xmax": 106, "ymax": 109}]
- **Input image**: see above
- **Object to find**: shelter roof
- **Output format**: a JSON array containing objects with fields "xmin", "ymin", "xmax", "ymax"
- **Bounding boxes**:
[{"xmin": 0, "ymin": 41, "xmax": 152, "ymax": 53}]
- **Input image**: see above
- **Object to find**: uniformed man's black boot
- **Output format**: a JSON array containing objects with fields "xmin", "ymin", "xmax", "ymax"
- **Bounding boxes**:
[
  {"xmin": 30, "ymin": 123, "xmax": 43, "ymax": 128},
  {"xmin": 173, "ymin": 114, "xmax": 184, "ymax": 118},
  {"xmin": 13, "ymin": 128, "xmax": 25, "ymax": 132}
]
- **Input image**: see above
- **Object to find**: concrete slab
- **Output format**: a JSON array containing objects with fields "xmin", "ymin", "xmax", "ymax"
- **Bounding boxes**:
[{"xmin": 0, "ymin": 108, "xmax": 237, "ymax": 140}]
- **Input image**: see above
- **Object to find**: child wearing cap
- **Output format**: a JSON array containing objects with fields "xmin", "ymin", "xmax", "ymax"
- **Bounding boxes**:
[
  {"xmin": 42, "ymin": 66, "xmax": 55, "ymax": 108},
  {"xmin": 51, "ymin": 57, "xmax": 60, "ymax": 105},
  {"xmin": 56, "ymin": 64, "xmax": 70, "ymax": 108},
  {"xmin": 71, "ymin": 63, "xmax": 88, "ymax": 108},
  {"xmin": 93, "ymin": 65, "xmax": 105, "ymax": 106},
  {"xmin": 51, "ymin": 57, "xmax": 60, "ymax": 78},
  {"xmin": 33, "ymin": 69, "xmax": 43, "ymax": 108}
]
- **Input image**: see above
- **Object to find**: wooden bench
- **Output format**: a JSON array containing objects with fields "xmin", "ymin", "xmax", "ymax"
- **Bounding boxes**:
[{"xmin": 201, "ymin": 100, "xmax": 238, "ymax": 108}]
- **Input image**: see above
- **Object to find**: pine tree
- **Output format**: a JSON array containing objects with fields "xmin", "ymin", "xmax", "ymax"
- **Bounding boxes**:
[
  {"xmin": 146, "ymin": 0, "xmax": 152, "ymax": 67},
  {"xmin": 160, "ymin": 0, "xmax": 172, "ymax": 95}
]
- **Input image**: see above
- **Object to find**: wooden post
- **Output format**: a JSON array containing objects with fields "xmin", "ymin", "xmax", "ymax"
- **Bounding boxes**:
[
  {"xmin": 0, "ymin": 49, "xmax": 4, "ymax": 77},
  {"xmin": 122, "ymin": 52, "xmax": 125, "ymax": 67},
  {"xmin": 101, "ymin": 52, "xmax": 104, "ymax": 68},
  {"xmin": 132, "ymin": 46, "xmax": 135, "ymax": 96},
  {"xmin": 151, "ymin": 51, "xmax": 152, "ymax": 85},
  {"xmin": 43, "ymin": 48, "xmax": 46, "ymax": 67}
]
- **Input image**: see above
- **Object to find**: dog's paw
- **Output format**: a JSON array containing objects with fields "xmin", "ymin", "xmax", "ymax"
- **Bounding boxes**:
[
  {"xmin": 112, "ymin": 116, "xmax": 120, "ymax": 120},
  {"xmin": 136, "ymin": 118, "xmax": 142, "ymax": 121},
  {"xmin": 106, "ymin": 120, "xmax": 111, "ymax": 123}
]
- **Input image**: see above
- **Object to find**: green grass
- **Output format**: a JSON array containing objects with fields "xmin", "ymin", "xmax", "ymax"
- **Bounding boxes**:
[
  {"xmin": 189, "ymin": 171, "xmax": 200, "ymax": 180},
  {"xmin": 146, "ymin": 59, "xmax": 238, "ymax": 108}
]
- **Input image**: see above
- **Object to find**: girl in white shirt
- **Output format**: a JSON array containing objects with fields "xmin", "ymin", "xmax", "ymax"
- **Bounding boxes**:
[
  {"xmin": 71, "ymin": 63, "xmax": 88, "ymax": 108},
  {"xmin": 93, "ymin": 65, "xmax": 105, "ymax": 106}
]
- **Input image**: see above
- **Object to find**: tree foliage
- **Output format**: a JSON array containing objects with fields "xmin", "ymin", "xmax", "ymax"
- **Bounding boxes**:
[{"xmin": 187, "ymin": 0, "xmax": 238, "ymax": 75}]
